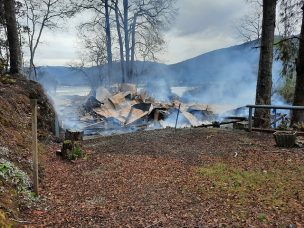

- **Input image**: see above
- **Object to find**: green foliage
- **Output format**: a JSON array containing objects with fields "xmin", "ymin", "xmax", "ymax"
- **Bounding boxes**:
[
  {"xmin": 276, "ymin": 0, "xmax": 301, "ymax": 79},
  {"xmin": 275, "ymin": 39, "xmax": 298, "ymax": 78},
  {"xmin": 67, "ymin": 143, "xmax": 84, "ymax": 161},
  {"xmin": 257, "ymin": 213, "xmax": 267, "ymax": 222},
  {"xmin": 0, "ymin": 75, "xmax": 16, "ymax": 85},
  {"xmin": 198, "ymin": 163, "xmax": 271, "ymax": 194},
  {"xmin": 277, "ymin": 76, "xmax": 296, "ymax": 103},
  {"xmin": 275, "ymin": 116, "xmax": 290, "ymax": 130},
  {"xmin": 0, "ymin": 159, "xmax": 31, "ymax": 196},
  {"xmin": 276, "ymin": 122, "xmax": 288, "ymax": 130},
  {"xmin": 64, "ymin": 140, "xmax": 72, "ymax": 144},
  {"xmin": 0, "ymin": 159, "xmax": 39, "ymax": 201}
]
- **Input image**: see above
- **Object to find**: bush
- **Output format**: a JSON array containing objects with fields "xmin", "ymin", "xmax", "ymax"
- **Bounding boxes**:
[
  {"xmin": 67, "ymin": 143, "xmax": 85, "ymax": 161},
  {"xmin": 0, "ymin": 159, "xmax": 31, "ymax": 193},
  {"xmin": 61, "ymin": 140, "xmax": 85, "ymax": 161},
  {"xmin": 277, "ymin": 76, "xmax": 296, "ymax": 103}
]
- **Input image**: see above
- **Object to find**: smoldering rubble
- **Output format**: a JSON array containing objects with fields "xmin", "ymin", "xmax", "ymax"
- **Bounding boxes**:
[{"xmin": 53, "ymin": 84, "xmax": 247, "ymax": 136}]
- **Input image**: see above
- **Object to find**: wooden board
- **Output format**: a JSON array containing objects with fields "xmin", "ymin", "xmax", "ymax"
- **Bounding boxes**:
[
  {"xmin": 180, "ymin": 110, "xmax": 200, "ymax": 126},
  {"xmin": 108, "ymin": 92, "xmax": 126, "ymax": 109}
]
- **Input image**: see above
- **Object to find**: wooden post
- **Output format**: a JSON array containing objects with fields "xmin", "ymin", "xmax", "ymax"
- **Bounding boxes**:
[
  {"xmin": 55, "ymin": 115, "xmax": 59, "ymax": 138},
  {"xmin": 31, "ymin": 99, "xmax": 39, "ymax": 196},
  {"xmin": 273, "ymin": 108, "xmax": 277, "ymax": 129},
  {"xmin": 174, "ymin": 103, "xmax": 181, "ymax": 132},
  {"xmin": 248, "ymin": 107, "xmax": 253, "ymax": 132},
  {"xmin": 154, "ymin": 110, "xmax": 159, "ymax": 122}
]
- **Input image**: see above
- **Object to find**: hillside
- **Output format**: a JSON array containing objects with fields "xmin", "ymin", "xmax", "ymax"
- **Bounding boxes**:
[
  {"xmin": 0, "ymin": 75, "xmax": 55, "ymax": 225},
  {"xmin": 37, "ymin": 40, "xmax": 282, "ymax": 85}
]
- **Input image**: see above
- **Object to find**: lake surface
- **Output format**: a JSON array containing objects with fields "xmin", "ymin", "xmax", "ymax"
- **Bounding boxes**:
[{"xmin": 55, "ymin": 86, "xmax": 194, "ymax": 97}]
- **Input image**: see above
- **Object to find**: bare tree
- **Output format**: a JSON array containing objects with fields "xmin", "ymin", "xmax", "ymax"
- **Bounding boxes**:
[
  {"xmin": 254, "ymin": 0, "xmax": 277, "ymax": 128},
  {"xmin": 76, "ymin": 21, "xmax": 107, "ymax": 67},
  {"xmin": 73, "ymin": 0, "xmax": 176, "ymax": 84},
  {"xmin": 123, "ymin": 0, "xmax": 129, "ymax": 82},
  {"xmin": 237, "ymin": 3, "xmax": 262, "ymax": 42},
  {"xmin": 116, "ymin": 0, "xmax": 176, "ymax": 82},
  {"xmin": 104, "ymin": 0, "xmax": 112, "ymax": 80},
  {"xmin": 70, "ymin": 0, "xmax": 114, "ymax": 82},
  {"xmin": 113, "ymin": 0, "xmax": 125, "ymax": 82},
  {"xmin": 4, "ymin": 0, "xmax": 22, "ymax": 74},
  {"xmin": 22, "ymin": 0, "xmax": 72, "ymax": 79}
]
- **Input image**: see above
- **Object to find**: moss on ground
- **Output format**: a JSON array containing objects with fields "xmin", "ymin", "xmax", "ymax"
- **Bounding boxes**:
[
  {"xmin": 0, "ymin": 210, "xmax": 12, "ymax": 227},
  {"xmin": 197, "ymin": 162, "xmax": 304, "ymax": 222}
]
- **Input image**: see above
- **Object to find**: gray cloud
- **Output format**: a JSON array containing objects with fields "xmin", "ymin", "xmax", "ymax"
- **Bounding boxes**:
[
  {"xmin": 171, "ymin": 0, "xmax": 248, "ymax": 37},
  {"xmin": 26, "ymin": 0, "xmax": 250, "ymax": 66}
]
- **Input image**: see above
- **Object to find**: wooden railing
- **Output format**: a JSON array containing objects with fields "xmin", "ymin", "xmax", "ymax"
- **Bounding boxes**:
[{"xmin": 246, "ymin": 105, "xmax": 304, "ymax": 131}]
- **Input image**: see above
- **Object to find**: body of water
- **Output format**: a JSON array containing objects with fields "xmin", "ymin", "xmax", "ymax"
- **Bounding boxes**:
[{"xmin": 54, "ymin": 85, "xmax": 194, "ymax": 98}]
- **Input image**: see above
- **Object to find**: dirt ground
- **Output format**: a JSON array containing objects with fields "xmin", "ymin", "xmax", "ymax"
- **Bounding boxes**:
[{"xmin": 21, "ymin": 128, "xmax": 304, "ymax": 227}]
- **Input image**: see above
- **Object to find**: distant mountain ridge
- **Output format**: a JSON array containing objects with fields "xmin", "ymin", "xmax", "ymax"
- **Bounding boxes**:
[
  {"xmin": 37, "ymin": 40, "xmax": 283, "ymax": 105},
  {"xmin": 37, "ymin": 41, "xmax": 262, "ymax": 86}
]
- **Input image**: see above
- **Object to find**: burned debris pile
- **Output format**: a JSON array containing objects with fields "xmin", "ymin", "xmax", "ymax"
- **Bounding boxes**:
[{"xmin": 56, "ymin": 84, "xmax": 221, "ymax": 136}]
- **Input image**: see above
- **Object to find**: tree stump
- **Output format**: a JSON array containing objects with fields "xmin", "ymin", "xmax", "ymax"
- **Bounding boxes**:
[{"xmin": 65, "ymin": 129, "xmax": 84, "ymax": 141}]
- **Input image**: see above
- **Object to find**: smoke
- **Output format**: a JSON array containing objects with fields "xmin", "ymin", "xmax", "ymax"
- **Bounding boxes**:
[{"xmin": 36, "ymin": 40, "xmax": 289, "ymax": 135}]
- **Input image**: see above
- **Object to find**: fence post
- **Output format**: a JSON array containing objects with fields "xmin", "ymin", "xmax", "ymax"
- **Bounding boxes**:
[
  {"xmin": 55, "ymin": 115, "xmax": 59, "ymax": 138},
  {"xmin": 248, "ymin": 107, "xmax": 253, "ymax": 132},
  {"xmin": 273, "ymin": 108, "xmax": 277, "ymax": 128},
  {"xmin": 31, "ymin": 99, "xmax": 39, "ymax": 196}
]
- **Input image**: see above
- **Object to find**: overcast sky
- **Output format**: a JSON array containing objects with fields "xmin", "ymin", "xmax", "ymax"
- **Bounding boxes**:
[{"xmin": 30, "ymin": 0, "xmax": 251, "ymax": 66}]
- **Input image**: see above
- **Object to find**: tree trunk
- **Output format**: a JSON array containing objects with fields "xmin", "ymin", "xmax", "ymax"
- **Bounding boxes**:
[
  {"xmin": 130, "ymin": 14, "xmax": 137, "ymax": 81},
  {"xmin": 105, "ymin": 0, "xmax": 113, "ymax": 84},
  {"xmin": 253, "ymin": 0, "xmax": 277, "ymax": 128},
  {"xmin": 115, "ymin": 0, "xmax": 125, "ymax": 83},
  {"xmin": 123, "ymin": 0, "xmax": 130, "ymax": 82},
  {"xmin": 4, "ymin": 0, "xmax": 21, "ymax": 74},
  {"xmin": 291, "ymin": 5, "xmax": 304, "ymax": 125}
]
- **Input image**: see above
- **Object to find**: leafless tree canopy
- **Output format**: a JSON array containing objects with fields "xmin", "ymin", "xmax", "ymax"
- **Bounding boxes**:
[
  {"xmin": 21, "ymin": 0, "xmax": 73, "ymax": 79},
  {"xmin": 71, "ymin": 0, "xmax": 177, "ymax": 83}
]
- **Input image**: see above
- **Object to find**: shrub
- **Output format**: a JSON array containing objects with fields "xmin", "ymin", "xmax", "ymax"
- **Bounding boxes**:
[
  {"xmin": 67, "ymin": 143, "xmax": 85, "ymax": 161},
  {"xmin": 0, "ymin": 159, "xmax": 31, "ymax": 194},
  {"xmin": 277, "ymin": 76, "xmax": 296, "ymax": 104}
]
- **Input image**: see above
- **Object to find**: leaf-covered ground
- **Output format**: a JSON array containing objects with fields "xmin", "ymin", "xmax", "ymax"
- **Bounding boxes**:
[
  {"xmin": 0, "ymin": 75, "xmax": 55, "ymax": 226},
  {"xmin": 21, "ymin": 128, "xmax": 304, "ymax": 227}
]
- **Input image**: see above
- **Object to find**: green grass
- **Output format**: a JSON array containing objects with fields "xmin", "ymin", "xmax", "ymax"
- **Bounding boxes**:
[{"xmin": 197, "ymin": 162, "xmax": 304, "ymax": 219}]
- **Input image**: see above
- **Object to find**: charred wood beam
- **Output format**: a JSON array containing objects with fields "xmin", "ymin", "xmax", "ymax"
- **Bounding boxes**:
[{"xmin": 194, "ymin": 120, "xmax": 245, "ymax": 128}]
